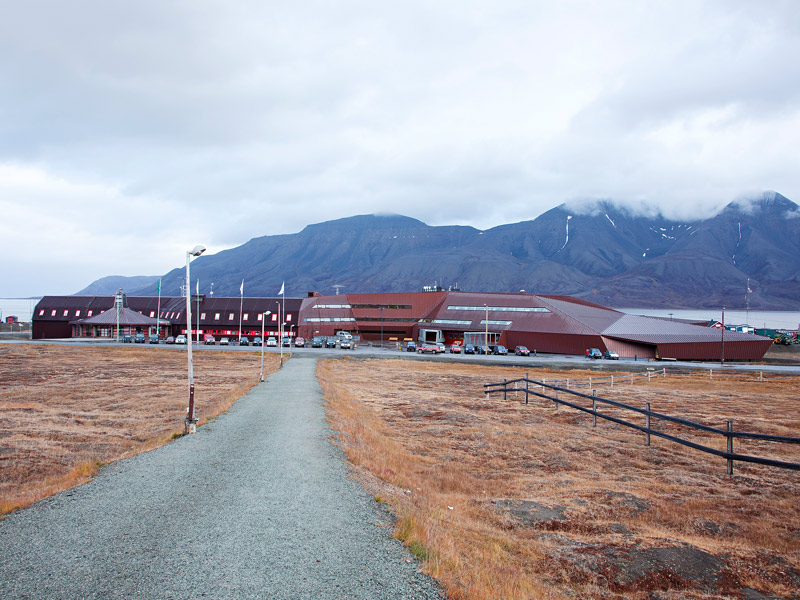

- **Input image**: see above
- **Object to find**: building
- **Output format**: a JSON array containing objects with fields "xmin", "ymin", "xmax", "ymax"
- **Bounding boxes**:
[{"xmin": 32, "ymin": 291, "xmax": 773, "ymax": 361}]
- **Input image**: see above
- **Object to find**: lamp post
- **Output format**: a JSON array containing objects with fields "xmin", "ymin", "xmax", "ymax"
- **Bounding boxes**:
[
  {"xmin": 276, "ymin": 301, "xmax": 283, "ymax": 367},
  {"xmin": 185, "ymin": 244, "xmax": 206, "ymax": 434},
  {"xmin": 260, "ymin": 310, "xmax": 272, "ymax": 381},
  {"xmin": 484, "ymin": 304, "xmax": 489, "ymax": 355}
]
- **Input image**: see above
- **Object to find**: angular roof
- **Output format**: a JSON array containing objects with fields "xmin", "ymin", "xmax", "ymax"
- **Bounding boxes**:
[{"xmin": 76, "ymin": 306, "xmax": 159, "ymax": 326}]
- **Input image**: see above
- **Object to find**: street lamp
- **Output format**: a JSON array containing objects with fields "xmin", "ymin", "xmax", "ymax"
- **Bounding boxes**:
[
  {"xmin": 260, "ymin": 310, "xmax": 272, "ymax": 381},
  {"xmin": 275, "ymin": 301, "xmax": 283, "ymax": 367},
  {"xmin": 185, "ymin": 244, "xmax": 206, "ymax": 434},
  {"xmin": 484, "ymin": 304, "xmax": 489, "ymax": 355},
  {"xmin": 380, "ymin": 306, "xmax": 384, "ymax": 348}
]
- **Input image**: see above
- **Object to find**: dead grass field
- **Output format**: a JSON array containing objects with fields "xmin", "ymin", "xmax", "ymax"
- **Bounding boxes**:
[
  {"xmin": 319, "ymin": 358, "xmax": 800, "ymax": 600},
  {"xmin": 0, "ymin": 344, "xmax": 276, "ymax": 515}
]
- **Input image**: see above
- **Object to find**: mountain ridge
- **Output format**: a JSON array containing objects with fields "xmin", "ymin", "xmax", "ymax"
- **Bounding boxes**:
[{"xmin": 77, "ymin": 192, "xmax": 800, "ymax": 309}]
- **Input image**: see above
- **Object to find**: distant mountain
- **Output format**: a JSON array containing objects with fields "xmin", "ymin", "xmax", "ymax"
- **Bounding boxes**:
[
  {"xmin": 74, "ymin": 275, "xmax": 160, "ymax": 296},
  {"xmin": 108, "ymin": 192, "xmax": 799, "ymax": 309}
]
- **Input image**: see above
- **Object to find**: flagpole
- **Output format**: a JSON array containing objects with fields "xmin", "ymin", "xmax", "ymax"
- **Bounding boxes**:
[
  {"xmin": 196, "ymin": 278, "xmax": 200, "ymax": 345},
  {"xmin": 238, "ymin": 279, "xmax": 244, "ymax": 343},
  {"xmin": 156, "ymin": 278, "xmax": 162, "ymax": 339}
]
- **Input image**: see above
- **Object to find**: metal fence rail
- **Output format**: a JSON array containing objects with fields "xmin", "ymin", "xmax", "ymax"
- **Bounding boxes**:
[{"xmin": 484, "ymin": 375, "xmax": 800, "ymax": 473}]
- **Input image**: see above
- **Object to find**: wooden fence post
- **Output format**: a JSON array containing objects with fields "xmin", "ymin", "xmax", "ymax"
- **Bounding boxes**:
[
  {"xmin": 566, "ymin": 378, "xmax": 569, "ymax": 390},
  {"xmin": 554, "ymin": 382, "xmax": 558, "ymax": 410},
  {"xmin": 589, "ymin": 376, "xmax": 592, "ymax": 388},
  {"xmin": 727, "ymin": 421, "xmax": 734, "ymax": 476},
  {"xmin": 611, "ymin": 375, "xmax": 614, "ymax": 388},
  {"xmin": 592, "ymin": 390, "xmax": 597, "ymax": 427},
  {"xmin": 525, "ymin": 373, "xmax": 529, "ymax": 405},
  {"xmin": 503, "ymin": 378, "xmax": 507, "ymax": 400},
  {"xmin": 710, "ymin": 369, "xmax": 713, "ymax": 381},
  {"xmin": 760, "ymin": 371, "xmax": 763, "ymax": 383},
  {"xmin": 645, "ymin": 402, "xmax": 651, "ymax": 447}
]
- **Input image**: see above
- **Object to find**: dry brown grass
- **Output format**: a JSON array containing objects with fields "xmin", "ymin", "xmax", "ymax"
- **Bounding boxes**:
[
  {"xmin": 0, "ymin": 344, "xmax": 278, "ymax": 514},
  {"xmin": 319, "ymin": 359, "xmax": 800, "ymax": 600}
]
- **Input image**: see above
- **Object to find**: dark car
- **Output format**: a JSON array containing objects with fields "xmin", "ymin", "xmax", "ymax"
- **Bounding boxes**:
[
  {"xmin": 134, "ymin": 333, "xmax": 146, "ymax": 343},
  {"xmin": 325, "ymin": 338, "xmax": 337, "ymax": 348},
  {"xmin": 252, "ymin": 336, "xmax": 262, "ymax": 346},
  {"xmin": 165, "ymin": 336, "xmax": 175, "ymax": 344},
  {"xmin": 239, "ymin": 337, "xmax": 249, "ymax": 346},
  {"xmin": 493, "ymin": 345, "xmax": 508, "ymax": 355},
  {"xmin": 514, "ymin": 345, "xmax": 530, "ymax": 356},
  {"xmin": 587, "ymin": 348, "xmax": 602, "ymax": 359},
  {"xmin": 282, "ymin": 336, "xmax": 291, "ymax": 347},
  {"xmin": 478, "ymin": 345, "xmax": 492, "ymax": 355},
  {"xmin": 122, "ymin": 334, "xmax": 133, "ymax": 343},
  {"xmin": 149, "ymin": 335, "xmax": 160, "ymax": 344},
  {"xmin": 340, "ymin": 338, "xmax": 352, "ymax": 349},
  {"xmin": 311, "ymin": 337, "xmax": 323, "ymax": 348},
  {"xmin": 406, "ymin": 341, "xmax": 417, "ymax": 352},
  {"xmin": 603, "ymin": 349, "xmax": 620, "ymax": 360},
  {"xmin": 463, "ymin": 344, "xmax": 475, "ymax": 354}
]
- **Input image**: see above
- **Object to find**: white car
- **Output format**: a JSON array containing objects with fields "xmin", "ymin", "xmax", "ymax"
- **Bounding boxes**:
[
  {"xmin": 266, "ymin": 337, "xmax": 278, "ymax": 347},
  {"xmin": 175, "ymin": 335, "xmax": 187, "ymax": 345}
]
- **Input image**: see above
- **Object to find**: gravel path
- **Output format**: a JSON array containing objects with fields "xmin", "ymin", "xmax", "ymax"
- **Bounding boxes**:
[{"xmin": 0, "ymin": 356, "xmax": 443, "ymax": 599}]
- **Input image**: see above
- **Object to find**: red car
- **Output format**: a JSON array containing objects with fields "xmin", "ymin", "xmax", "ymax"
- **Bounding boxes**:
[
  {"xmin": 417, "ymin": 343, "xmax": 441, "ymax": 354},
  {"xmin": 450, "ymin": 344, "xmax": 462, "ymax": 354}
]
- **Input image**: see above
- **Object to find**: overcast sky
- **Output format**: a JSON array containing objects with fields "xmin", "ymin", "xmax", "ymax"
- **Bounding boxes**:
[{"xmin": 2, "ymin": 0, "xmax": 799, "ymax": 297}]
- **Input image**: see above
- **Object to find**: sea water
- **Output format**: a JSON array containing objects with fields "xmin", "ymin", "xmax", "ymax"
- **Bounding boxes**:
[
  {"xmin": 617, "ymin": 308, "xmax": 800, "ymax": 331},
  {"xmin": 0, "ymin": 298, "xmax": 41, "ymax": 322}
]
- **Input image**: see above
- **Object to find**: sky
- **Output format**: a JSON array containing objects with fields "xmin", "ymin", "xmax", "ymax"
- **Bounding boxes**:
[{"xmin": 2, "ymin": 0, "xmax": 800, "ymax": 297}]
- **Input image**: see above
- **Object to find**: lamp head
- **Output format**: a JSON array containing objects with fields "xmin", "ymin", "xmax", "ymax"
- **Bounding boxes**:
[{"xmin": 189, "ymin": 244, "xmax": 206, "ymax": 257}]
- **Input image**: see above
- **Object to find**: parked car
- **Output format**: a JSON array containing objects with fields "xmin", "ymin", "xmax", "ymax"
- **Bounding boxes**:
[
  {"xmin": 122, "ymin": 334, "xmax": 133, "ymax": 343},
  {"xmin": 266, "ymin": 337, "xmax": 277, "ymax": 347},
  {"xmin": 220, "ymin": 337, "xmax": 230, "ymax": 345},
  {"xmin": 294, "ymin": 337, "xmax": 305, "ymax": 348},
  {"xmin": 493, "ymin": 345, "xmax": 508, "ymax": 355},
  {"xmin": 311, "ymin": 337, "xmax": 323, "ymax": 348},
  {"xmin": 133, "ymin": 332, "xmax": 145, "ymax": 343},
  {"xmin": 239, "ymin": 336, "xmax": 249, "ymax": 346},
  {"xmin": 514, "ymin": 345, "xmax": 530, "ymax": 356},
  {"xmin": 603, "ymin": 349, "xmax": 620, "ymax": 360},
  {"xmin": 417, "ymin": 343, "xmax": 440, "ymax": 354},
  {"xmin": 340, "ymin": 338, "xmax": 352, "ymax": 349},
  {"xmin": 406, "ymin": 341, "xmax": 417, "ymax": 352},
  {"xmin": 587, "ymin": 348, "xmax": 602, "ymax": 359},
  {"xmin": 449, "ymin": 344, "xmax": 461, "ymax": 354},
  {"xmin": 325, "ymin": 338, "xmax": 337, "ymax": 348},
  {"xmin": 252, "ymin": 336, "xmax": 262, "ymax": 346},
  {"xmin": 175, "ymin": 335, "xmax": 187, "ymax": 345},
  {"xmin": 437, "ymin": 343, "xmax": 446, "ymax": 353},
  {"xmin": 149, "ymin": 335, "xmax": 160, "ymax": 344},
  {"xmin": 463, "ymin": 344, "xmax": 475, "ymax": 354},
  {"xmin": 282, "ymin": 336, "xmax": 291, "ymax": 347},
  {"xmin": 203, "ymin": 334, "xmax": 216, "ymax": 345},
  {"xmin": 165, "ymin": 336, "xmax": 175, "ymax": 344}
]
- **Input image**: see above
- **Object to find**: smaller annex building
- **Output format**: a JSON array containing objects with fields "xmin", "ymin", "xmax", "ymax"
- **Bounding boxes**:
[{"xmin": 32, "ymin": 291, "xmax": 773, "ymax": 361}]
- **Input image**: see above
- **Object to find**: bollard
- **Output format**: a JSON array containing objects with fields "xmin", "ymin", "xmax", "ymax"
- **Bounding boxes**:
[
  {"xmin": 525, "ymin": 373, "xmax": 529, "ymax": 405},
  {"xmin": 634, "ymin": 354, "xmax": 637, "ymax": 361},
  {"xmin": 503, "ymin": 379, "xmax": 507, "ymax": 400},
  {"xmin": 533, "ymin": 349, "xmax": 536, "ymax": 356},
  {"xmin": 592, "ymin": 390, "xmax": 597, "ymax": 427},
  {"xmin": 645, "ymin": 402, "xmax": 651, "ymax": 447}
]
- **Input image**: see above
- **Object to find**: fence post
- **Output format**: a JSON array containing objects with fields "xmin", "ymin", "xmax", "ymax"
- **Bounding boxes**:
[
  {"xmin": 648, "ymin": 371, "xmax": 651, "ymax": 382},
  {"xmin": 525, "ymin": 373, "xmax": 529, "ymax": 405},
  {"xmin": 566, "ymin": 378, "xmax": 569, "ymax": 390},
  {"xmin": 554, "ymin": 382, "xmax": 558, "ymax": 410},
  {"xmin": 645, "ymin": 402, "xmax": 651, "ymax": 447},
  {"xmin": 589, "ymin": 376, "xmax": 592, "ymax": 388},
  {"xmin": 611, "ymin": 375, "xmax": 614, "ymax": 388},
  {"xmin": 592, "ymin": 390, "xmax": 597, "ymax": 427},
  {"xmin": 503, "ymin": 378, "xmax": 507, "ymax": 400},
  {"xmin": 710, "ymin": 369, "xmax": 713, "ymax": 381},
  {"xmin": 760, "ymin": 371, "xmax": 763, "ymax": 383},
  {"xmin": 727, "ymin": 421, "xmax": 734, "ymax": 476},
  {"xmin": 663, "ymin": 368, "xmax": 666, "ymax": 377}
]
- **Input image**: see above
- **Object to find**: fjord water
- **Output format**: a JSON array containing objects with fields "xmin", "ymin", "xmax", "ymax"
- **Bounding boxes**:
[
  {"xmin": 618, "ymin": 308, "xmax": 800, "ymax": 331},
  {"xmin": 0, "ymin": 298, "xmax": 39, "ymax": 322}
]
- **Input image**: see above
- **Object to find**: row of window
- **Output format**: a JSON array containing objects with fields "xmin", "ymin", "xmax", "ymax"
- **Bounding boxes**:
[
  {"xmin": 350, "ymin": 304, "xmax": 413, "ymax": 310},
  {"xmin": 304, "ymin": 317, "xmax": 357, "ymax": 322},
  {"xmin": 313, "ymin": 304, "xmax": 350, "ymax": 309},
  {"xmin": 446, "ymin": 305, "xmax": 550, "ymax": 313}
]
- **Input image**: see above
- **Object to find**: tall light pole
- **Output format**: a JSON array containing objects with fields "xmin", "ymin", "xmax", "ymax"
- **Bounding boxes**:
[
  {"xmin": 380, "ymin": 306, "xmax": 384, "ymax": 348},
  {"xmin": 484, "ymin": 304, "xmax": 489, "ymax": 355},
  {"xmin": 185, "ymin": 244, "xmax": 206, "ymax": 434},
  {"xmin": 276, "ymin": 301, "xmax": 283, "ymax": 367},
  {"xmin": 260, "ymin": 310, "xmax": 271, "ymax": 381}
]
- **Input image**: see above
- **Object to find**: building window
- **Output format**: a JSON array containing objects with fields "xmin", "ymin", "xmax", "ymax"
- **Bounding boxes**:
[
  {"xmin": 243, "ymin": 313, "xmax": 249, "ymax": 321},
  {"xmin": 62, "ymin": 309, "xmax": 68, "ymax": 316},
  {"xmin": 215, "ymin": 313, "xmax": 221, "ymax": 320},
  {"xmin": 229, "ymin": 312, "xmax": 235, "ymax": 320},
  {"xmin": 257, "ymin": 313, "xmax": 263, "ymax": 321},
  {"xmin": 431, "ymin": 319, "xmax": 472, "ymax": 325},
  {"xmin": 272, "ymin": 314, "xmax": 277, "ymax": 322},
  {"xmin": 314, "ymin": 304, "xmax": 351, "ymax": 309},
  {"xmin": 480, "ymin": 320, "xmax": 513, "ymax": 326},
  {"xmin": 447, "ymin": 305, "xmax": 550, "ymax": 313},
  {"xmin": 39, "ymin": 309, "xmax": 45, "ymax": 316},
  {"xmin": 149, "ymin": 311, "xmax": 155, "ymax": 317},
  {"xmin": 88, "ymin": 310, "xmax": 93, "ymax": 316},
  {"xmin": 286, "ymin": 314, "xmax": 292, "ymax": 322},
  {"xmin": 200, "ymin": 312, "xmax": 206, "ymax": 320}
]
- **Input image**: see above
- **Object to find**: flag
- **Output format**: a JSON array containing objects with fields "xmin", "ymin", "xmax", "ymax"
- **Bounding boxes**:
[
  {"xmin": 157, "ymin": 279, "xmax": 161, "ymax": 294},
  {"xmin": 240, "ymin": 279, "xmax": 244, "ymax": 296},
  {"xmin": 196, "ymin": 279, "xmax": 199, "ymax": 295},
  {"xmin": 278, "ymin": 282, "xmax": 284, "ymax": 296}
]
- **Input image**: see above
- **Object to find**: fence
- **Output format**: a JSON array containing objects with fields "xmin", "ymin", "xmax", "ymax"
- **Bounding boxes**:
[
  {"xmin": 539, "ymin": 368, "xmax": 667, "ymax": 391},
  {"xmin": 484, "ymin": 374, "xmax": 800, "ymax": 474}
]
